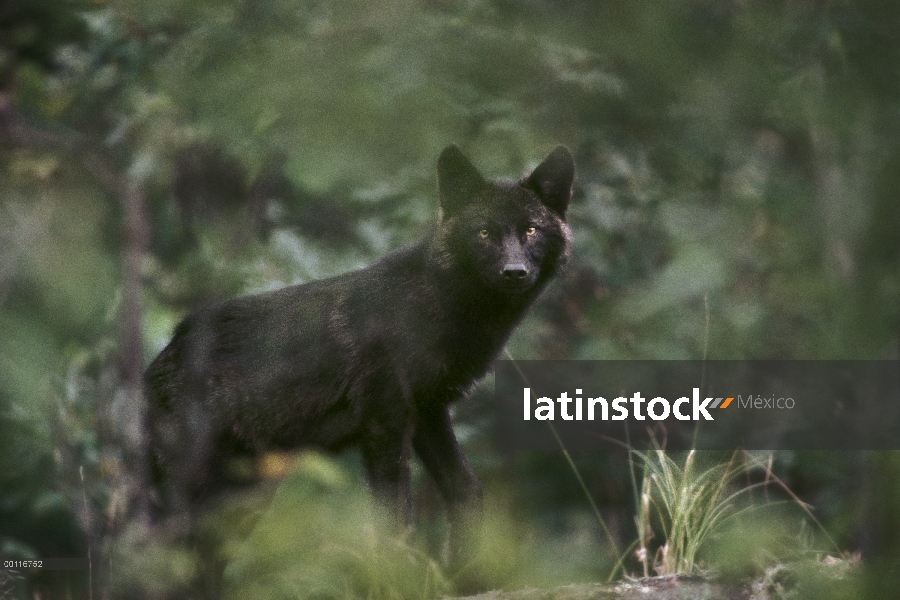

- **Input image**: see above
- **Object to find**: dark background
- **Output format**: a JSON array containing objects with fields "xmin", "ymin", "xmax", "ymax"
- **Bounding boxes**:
[{"xmin": 2, "ymin": 0, "xmax": 899, "ymax": 597}]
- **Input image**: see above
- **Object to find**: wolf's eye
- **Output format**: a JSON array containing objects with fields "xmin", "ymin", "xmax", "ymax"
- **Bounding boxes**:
[
  {"xmin": 478, "ymin": 229, "xmax": 490, "ymax": 239},
  {"xmin": 525, "ymin": 226, "xmax": 537, "ymax": 236}
]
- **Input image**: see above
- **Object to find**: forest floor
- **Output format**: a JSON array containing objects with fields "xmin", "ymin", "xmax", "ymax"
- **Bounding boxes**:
[{"xmin": 453, "ymin": 557, "xmax": 861, "ymax": 600}]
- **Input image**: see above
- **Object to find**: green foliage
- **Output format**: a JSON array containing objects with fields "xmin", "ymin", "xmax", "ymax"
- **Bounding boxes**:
[
  {"xmin": 220, "ymin": 453, "xmax": 449, "ymax": 600},
  {"xmin": 107, "ymin": 523, "xmax": 198, "ymax": 599}
]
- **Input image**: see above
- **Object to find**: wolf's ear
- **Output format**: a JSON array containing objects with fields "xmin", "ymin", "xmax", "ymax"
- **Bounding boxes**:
[
  {"xmin": 438, "ymin": 144, "xmax": 488, "ymax": 215},
  {"xmin": 523, "ymin": 146, "xmax": 574, "ymax": 215}
]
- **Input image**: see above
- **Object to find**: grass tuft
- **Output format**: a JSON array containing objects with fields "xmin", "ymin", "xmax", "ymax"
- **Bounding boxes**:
[{"xmin": 633, "ymin": 448, "xmax": 774, "ymax": 576}]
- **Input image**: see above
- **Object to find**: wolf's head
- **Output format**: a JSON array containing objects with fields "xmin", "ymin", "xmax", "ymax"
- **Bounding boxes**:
[{"xmin": 433, "ymin": 145, "xmax": 574, "ymax": 299}]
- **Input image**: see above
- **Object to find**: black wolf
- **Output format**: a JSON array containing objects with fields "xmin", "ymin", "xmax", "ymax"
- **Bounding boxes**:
[{"xmin": 145, "ymin": 144, "xmax": 574, "ymax": 558}]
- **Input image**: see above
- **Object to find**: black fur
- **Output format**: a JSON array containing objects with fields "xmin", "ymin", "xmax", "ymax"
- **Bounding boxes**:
[{"xmin": 145, "ymin": 144, "xmax": 574, "ymax": 559}]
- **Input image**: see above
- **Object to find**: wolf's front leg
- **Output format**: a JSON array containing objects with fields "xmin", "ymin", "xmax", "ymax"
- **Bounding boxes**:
[
  {"xmin": 362, "ymin": 420, "xmax": 414, "ymax": 528},
  {"xmin": 412, "ymin": 405, "xmax": 483, "ymax": 574}
]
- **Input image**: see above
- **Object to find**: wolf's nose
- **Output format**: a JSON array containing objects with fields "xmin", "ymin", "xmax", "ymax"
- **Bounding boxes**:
[{"xmin": 502, "ymin": 264, "xmax": 528, "ymax": 279}]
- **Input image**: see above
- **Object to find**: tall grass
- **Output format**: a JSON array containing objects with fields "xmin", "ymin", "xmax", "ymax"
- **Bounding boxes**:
[
  {"xmin": 221, "ymin": 452, "xmax": 450, "ymax": 600},
  {"xmin": 633, "ymin": 448, "xmax": 774, "ymax": 576}
]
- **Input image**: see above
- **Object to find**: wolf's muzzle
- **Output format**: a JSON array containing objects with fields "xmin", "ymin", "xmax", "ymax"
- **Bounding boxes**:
[{"xmin": 502, "ymin": 263, "xmax": 529, "ymax": 279}]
